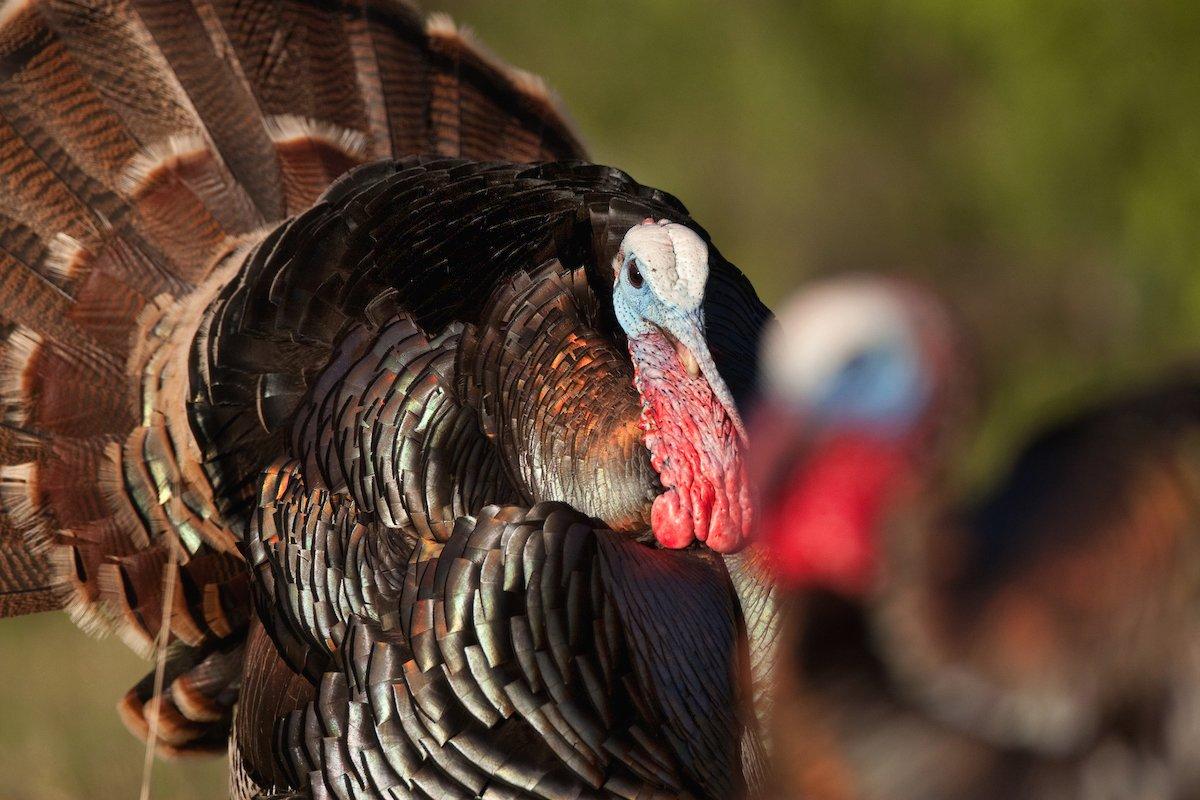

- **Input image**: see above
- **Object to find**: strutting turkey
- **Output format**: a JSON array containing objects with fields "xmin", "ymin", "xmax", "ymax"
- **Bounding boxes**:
[
  {"xmin": 0, "ymin": 1, "xmax": 778, "ymax": 798},
  {"xmin": 753, "ymin": 276, "xmax": 1200, "ymax": 799}
]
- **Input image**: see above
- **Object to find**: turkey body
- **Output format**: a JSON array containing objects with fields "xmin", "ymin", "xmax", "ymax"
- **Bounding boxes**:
[
  {"xmin": 867, "ymin": 379, "xmax": 1200, "ymax": 799},
  {"xmin": 758, "ymin": 281, "xmax": 1200, "ymax": 799},
  {"xmin": 224, "ymin": 157, "xmax": 770, "ymax": 799},
  {"xmin": 0, "ymin": 2, "xmax": 774, "ymax": 798}
]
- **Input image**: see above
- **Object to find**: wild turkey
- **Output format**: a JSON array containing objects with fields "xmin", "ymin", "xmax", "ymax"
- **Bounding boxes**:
[
  {"xmin": 0, "ymin": 2, "xmax": 777, "ymax": 798},
  {"xmin": 753, "ymin": 276, "xmax": 1200, "ymax": 799}
]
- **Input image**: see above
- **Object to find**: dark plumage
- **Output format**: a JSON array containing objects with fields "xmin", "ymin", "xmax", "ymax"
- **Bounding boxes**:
[
  {"xmin": 0, "ymin": 2, "xmax": 776, "ymax": 798},
  {"xmin": 222, "ymin": 155, "xmax": 771, "ymax": 800},
  {"xmin": 255, "ymin": 499, "xmax": 745, "ymax": 800}
]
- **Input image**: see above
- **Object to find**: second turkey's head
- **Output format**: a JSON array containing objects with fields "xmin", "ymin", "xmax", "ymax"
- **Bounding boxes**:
[
  {"xmin": 614, "ymin": 220, "xmax": 751, "ymax": 554},
  {"xmin": 752, "ymin": 277, "xmax": 967, "ymax": 594}
]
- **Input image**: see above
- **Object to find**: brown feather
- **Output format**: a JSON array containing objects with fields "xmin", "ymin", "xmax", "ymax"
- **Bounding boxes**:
[
  {"xmin": 233, "ymin": 620, "xmax": 315, "ymax": 791},
  {"xmin": 265, "ymin": 116, "xmax": 369, "ymax": 214},
  {"xmin": 0, "ymin": 0, "xmax": 597, "ymax": 775},
  {"xmin": 128, "ymin": 0, "xmax": 284, "ymax": 221}
]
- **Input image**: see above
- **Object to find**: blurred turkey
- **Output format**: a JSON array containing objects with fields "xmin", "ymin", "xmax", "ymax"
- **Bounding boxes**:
[
  {"xmin": 754, "ymin": 276, "xmax": 1200, "ymax": 799},
  {"xmin": 0, "ymin": 1, "xmax": 777, "ymax": 797}
]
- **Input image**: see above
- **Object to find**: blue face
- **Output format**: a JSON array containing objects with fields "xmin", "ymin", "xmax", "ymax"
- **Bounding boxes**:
[
  {"xmin": 813, "ymin": 339, "xmax": 929, "ymax": 436},
  {"xmin": 614, "ymin": 253, "xmax": 659, "ymax": 338}
]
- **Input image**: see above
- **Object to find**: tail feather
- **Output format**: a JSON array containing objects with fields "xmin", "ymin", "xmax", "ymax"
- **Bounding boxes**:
[
  {"xmin": 0, "ymin": 214, "xmax": 53, "ymax": 271},
  {"xmin": 0, "ymin": 577, "xmax": 56, "ymax": 616},
  {"xmin": 0, "ymin": 0, "xmax": 588, "ymax": 673},
  {"xmin": 426, "ymin": 13, "xmax": 576, "ymax": 163},
  {"xmin": 67, "ymin": 267, "xmax": 150, "ymax": 354},
  {"xmin": 264, "ymin": 115, "xmax": 370, "ymax": 214},
  {"xmin": 0, "ymin": 531, "xmax": 56, "ymax": 616},
  {"xmin": 0, "ymin": 260, "xmax": 83, "ymax": 348},
  {"xmin": 0, "ymin": 418, "xmax": 54, "ymax": 615},
  {"xmin": 352, "ymin": 0, "xmax": 430, "ymax": 157},
  {"xmin": 118, "ymin": 136, "xmax": 244, "ymax": 278},
  {"xmin": 12, "ymin": 329, "xmax": 131, "ymax": 436},
  {"xmin": 35, "ymin": 0, "xmax": 204, "ymax": 147},
  {"xmin": 119, "ymin": 638, "xmax": 247, "ymax": 756},
  {"xmin": 0, "ymin": 7, "xmax": 142, "ymax": 191},
  {"xmin": 207, "ymin": 0, "xmax": 369, "ymax": 135},
  {"xmin": 0, "ymin": 111, "xmax": 104, "ymax": 245},
  {"xmin": 129, "ymin": 0, "xmax": 286, "ymax": 220}
]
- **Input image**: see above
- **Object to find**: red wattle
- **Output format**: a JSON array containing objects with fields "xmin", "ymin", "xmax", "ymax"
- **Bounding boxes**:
[
  {"xmin": 630, "ymin": 333, "xmax": 751, "ymax": 554},
  {"xmin": 763, "ymin": 434, "xmax": 908, "ymax": 595},
  {"xmin": 651, "ymin": 490, "xmax": 693, "ymax": 548}
]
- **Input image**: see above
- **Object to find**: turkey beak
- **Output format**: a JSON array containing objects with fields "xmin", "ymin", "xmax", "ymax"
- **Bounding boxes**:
[{"xmin": 664, "ymin": 314, "xmax": 748, "ymax": 445}]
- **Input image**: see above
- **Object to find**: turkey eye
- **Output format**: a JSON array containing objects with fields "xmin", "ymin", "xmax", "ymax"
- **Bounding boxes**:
[{"xmin": 627, "ymin": 260, "xmax": 644, "ymax": 288}]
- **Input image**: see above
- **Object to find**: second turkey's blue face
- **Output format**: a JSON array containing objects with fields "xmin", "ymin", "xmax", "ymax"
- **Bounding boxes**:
[
  {"xmin": 810, "ymin": 338, "xmax": 929, "ymax": 435},
  {"xmin": 762, "ymin": 279, "xmax": 933, "ymax": 440},
  {"xmin": 752, "ymin": 277, "xmax": 941, "ymax": 593}
]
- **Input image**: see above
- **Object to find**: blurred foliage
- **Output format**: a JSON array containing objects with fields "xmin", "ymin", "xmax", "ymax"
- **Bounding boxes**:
[{"xmin": 4, "ymin": 1, "xmax": 1200, "ymax": 796}]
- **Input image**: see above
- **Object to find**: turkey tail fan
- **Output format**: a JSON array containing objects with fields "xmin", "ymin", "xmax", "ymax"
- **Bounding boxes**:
[
  {"xmin": 0, "ymin": 0, "xmax": 587, "ymax": 744},
  {"xmin": 118, "ymin": 637, "xmax": 247, "ymax": 757},
  {"xmin": 0, "ymin": 416, "xmax": 54, "ymax": 616}
]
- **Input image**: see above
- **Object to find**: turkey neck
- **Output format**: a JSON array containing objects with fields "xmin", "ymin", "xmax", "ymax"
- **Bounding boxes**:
[
  {"xmin": 723, "ymin": 546, "xmax": 782, "ymax": 748},
  {"xmin": 628, "ymin": 331, "xmax": 753, "ymax": 552}
]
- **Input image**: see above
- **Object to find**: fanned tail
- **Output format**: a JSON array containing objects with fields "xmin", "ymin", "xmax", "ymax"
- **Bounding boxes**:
[{"xmin": 0, "ymin": 0, "xmax": 586, "ymax": 754}]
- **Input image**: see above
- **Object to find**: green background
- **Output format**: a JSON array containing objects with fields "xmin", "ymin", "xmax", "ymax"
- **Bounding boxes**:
[{"xmin": 4, "ymin": 1, "xmax": 1199, "ymax": 796}]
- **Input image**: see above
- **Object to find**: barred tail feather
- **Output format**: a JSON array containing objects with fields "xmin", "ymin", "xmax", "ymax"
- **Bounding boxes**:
[{"xmin": 0, "ymin": 0, "xmax": 589, "ymax": 763}]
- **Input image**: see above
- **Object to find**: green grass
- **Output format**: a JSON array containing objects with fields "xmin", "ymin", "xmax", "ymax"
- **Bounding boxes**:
[{"xmin": 0, "ymin": 613, "xmax": 225, "ymax": 798}]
